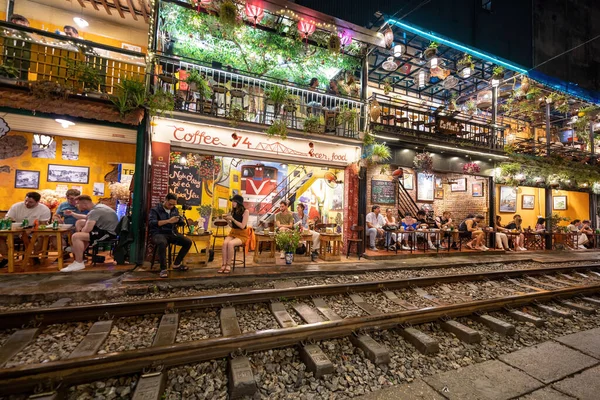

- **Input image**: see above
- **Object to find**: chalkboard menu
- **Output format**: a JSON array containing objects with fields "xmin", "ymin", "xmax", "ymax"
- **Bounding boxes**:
[
  {"xmin": 169, "ymin": 163, "xmax": 202, "ymax": 206},
  {"xmin": 150, "ymin": 142, "xmax": 171, "ymax": 207},
  {"xmin": 371, "ymin": 180, "xmax": 395, "ymax": 204}
]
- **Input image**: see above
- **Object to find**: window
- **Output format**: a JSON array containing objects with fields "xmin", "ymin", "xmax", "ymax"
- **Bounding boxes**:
[{"xmin": 481, "ymin": 0, "xmax": 492, "ymax": 11}]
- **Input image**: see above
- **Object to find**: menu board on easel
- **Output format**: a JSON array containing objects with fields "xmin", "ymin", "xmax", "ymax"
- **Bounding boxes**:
[
  {"xmin": 169, "ymin": 163, "xmax": 202, "ymax": 206},
  {"xmin": 371, "ymin": 179, "xmax": 395, "ymax": 204}
]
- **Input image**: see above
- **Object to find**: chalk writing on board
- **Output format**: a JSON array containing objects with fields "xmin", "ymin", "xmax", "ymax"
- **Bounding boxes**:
[
  {"xmin": 371, "ymin": 180, "xmax": 395, "ymax": 204},
  {"xmin": 169, "ymin": 164, "xmax": 202, "ymax": 206}
]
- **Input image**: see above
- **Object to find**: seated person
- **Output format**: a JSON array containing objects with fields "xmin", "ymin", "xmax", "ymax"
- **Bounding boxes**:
[
  {"xmin": 458, "ymin": 214, "xmax": 487, "ymax": 251},
  {"xmin": 53, "ymin": 189, "xmax": 89, "ymax": 253},
  {"xmin": 566, "ymin": 219, "xmax": 589, "ymax": 250},
  {"xmin": 366, "ymin": 205, "xmax": 385, "ymax": 251},
  {"xmin": 61, "ymin": 195, "xmax": 119, "ymax": 272},
  {"xmin": 435, "ymin": 211, "xmax": 458, "ymax": 249},
  {"xmin": 275, "ymin": 200, "xmax": 294, "ymax": 258},
  {"xmin": 505, "ymin": 215, "xmax": 526, "ymax": 251},
  {"xmin": 399, "ymin": 212, "xmax": 418, "ymax": 250},
  {"xmin": 293, "ymin": 203, "xmax": 320, "ymax": 258},
  {"xmin": 534, "ymin": 217, "xmax": 546, "ymax": 233},
  {"xmin": 147, "ymin": 193, "xmax": 192, "ymax": 278},
  {"xmin": 1, "ymin": 191, "xmax": 52, "ymax": 268},
  {"xmin": 416, "ymin": 210, "xmax": 436, "ymax": 249},
  {"xmin": 220, "ymin": 195, "xmax": 250, "ymax": 274},
  {"xmin": 494, "ymin": 215, "xmax": 511, "ymax": 251},
  {"xmin": 581, "ymin": 220, "xmax": 594, "ymax": 248},
  {"xmin": 383, "ymin": 208, "xmax": 398, "ymax": 251}
]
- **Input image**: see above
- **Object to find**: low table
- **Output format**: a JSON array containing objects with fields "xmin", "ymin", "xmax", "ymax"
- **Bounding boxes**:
[
  {"xmin": 319, "ymin": 233, "xmax": 342, "ymax": 261},
  {"xmin": 254, "ymin": 233, "xmax": 276, "ymax": 263},
  {"xmin": 186, "ymin": 232, "xmax": 212, "ymax": 265}
]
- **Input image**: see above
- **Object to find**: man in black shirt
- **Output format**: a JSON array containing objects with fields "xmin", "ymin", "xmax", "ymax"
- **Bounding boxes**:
[{"xmin": 149, "ymin": 193, "xmax": 192, "ymax": 278}]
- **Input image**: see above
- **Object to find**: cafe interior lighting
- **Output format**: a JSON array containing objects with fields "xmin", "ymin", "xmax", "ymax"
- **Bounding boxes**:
[
  {"xmin": 462, "ymin": 67, "xmax": 471, "ymax": 78},
  {"xmin": 33, "ymin": 134, "xmax": 54, "ymax": 149},
  {"xmin": 393, "ymin": 44, "xmax": 403, "ymax": 58},
  {"xmin": 73, "ymin": 17, "xmax": 89, "ymax": 28},
  {"xmin": 430, "ymin": 57, "xmax": 438, "ymax": 68},
  {"xmin": 428, "ymin": 144, "xmax": 509, "ymax": 159},
  {"xmin": 55, "ymin": 119, "xmax": 75, "ymax": 129}
]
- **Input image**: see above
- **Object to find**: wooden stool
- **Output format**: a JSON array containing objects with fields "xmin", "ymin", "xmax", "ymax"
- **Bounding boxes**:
[
  {"xmin": 212, "ymin": 219, "xmax": 229, "ymax": 252},
  {"xmin": 232, "ymin": 243, "xmax": 246, "ymax": 271},
  {"xmin": 346, "ymin": 225, "xmax": 364, "ymax": 259}
]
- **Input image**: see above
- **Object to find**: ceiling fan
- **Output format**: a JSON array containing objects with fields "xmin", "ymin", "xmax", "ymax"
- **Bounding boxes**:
[{"xmin": 324, "ymin": 171, "xmax": 343, "ymax": 189}]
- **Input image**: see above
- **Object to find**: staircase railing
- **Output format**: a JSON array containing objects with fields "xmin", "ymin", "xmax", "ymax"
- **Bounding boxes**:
[{"xmin": 396, "ymin": 179, "xmax": 419, "ymax": 217}]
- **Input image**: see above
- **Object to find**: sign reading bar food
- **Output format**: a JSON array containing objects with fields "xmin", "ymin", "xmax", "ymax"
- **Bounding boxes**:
[
  {"xmin": 436, "ymin": 117, "xmax": 463, "ymax": 135},
  {"xmin": 152, "ymin": 118, "xmax": 360, "ymax": 166},
  {"xmin": 371, "ymin": 180, "xmax": 395, "ymax": 204}
]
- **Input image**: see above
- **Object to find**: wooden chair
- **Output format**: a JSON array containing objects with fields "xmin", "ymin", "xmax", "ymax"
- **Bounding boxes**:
[{"xmin": 346, "ymin": 225, "xmax": 364, "ymax": 259}]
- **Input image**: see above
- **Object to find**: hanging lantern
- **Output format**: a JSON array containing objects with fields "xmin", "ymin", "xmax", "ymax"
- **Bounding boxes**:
[
  {"xmin": 393, "ymin": 44, "xmax": 403, "ymax": 58},
  {"xmin": 462, "ymin": 66, "xmax": 471, "ymax": 79},
  {"xmin": 430, "ymin": 57, "xmax": 438, "ymax": 68},
  {"xmin": 418, "ymin": 70, "xmax": 427, "ymax": 88},
  {"xmin": 383, "ymin": 27, "xmax": 394, "ymax": 48},
  {"xmin": 298, "ymin": 19, "xmax": 316, "ymax": 43},
  {"xmin": 339, "ymin": 30, "xmax": 352, "ymax": 47},
  {"xmin": 244, "ymin": 2, "xmax": 264, "ymax": 27}
]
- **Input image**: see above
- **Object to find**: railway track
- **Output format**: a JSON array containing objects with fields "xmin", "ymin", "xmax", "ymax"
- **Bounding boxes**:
[{"xmin": 0, "ymin": 264, "xmax": 599, "ymax": 398}]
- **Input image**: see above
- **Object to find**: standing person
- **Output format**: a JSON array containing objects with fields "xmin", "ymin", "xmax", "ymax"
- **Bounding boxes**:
[
  {"xmin": 0, "ymin": 192, "xmax": 51, "ymax": 268},
  {"xmin": 459, "ymin": 214, "xmax": 487, "ymax": 251},
  {"xmin": 399, "ymin": 212, "xmax": 418, "ymax": 250},
  {"xmin": 293, "ymin": 203, "xmax": 320, "ymax": 259},
  {"xmin": 61, "ymin": 195, "xmax": 119, "ymax": 272},
  {"xmin": 383, "ymin": 208, "xmax": 398, "ymax": 251},
  {"xmin": 275, "ymin": 200, "xmax": 294, "ymax": 258},
  {"xmin": 434, "ymin": 211, "xmax": 458, "ymax": 250},
  {"xmin": 566, "ymin": 219, "xmax": 589, "ymax": 250},
  {"xmin": 366, "ymin": 205, "xmax": 386, "ymax": 251},
  {"xmin": 147, "ymin": 193, "xmax": 192, "ymax": 278},
  {"xmin": 505, "ymin": 215, "xmax": 526, "ymax": 251},
  {"xmin": 494, "ymin": 215, "xmax": 511, "ymax": 251},
  {"xmin": 219, "ymin": 195, "xmax": 249, "ymax": 274}
]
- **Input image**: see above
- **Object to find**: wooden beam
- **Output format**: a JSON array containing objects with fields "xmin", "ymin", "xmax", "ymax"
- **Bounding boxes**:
[
  {"xmin": 88, "ymin": 0, "xmax": 99, "ymax": 11},
  {"xmin": 99, "ymin": 0, "xmax": 112, "ymax": 15},
  {"xmin": 138, "ymin": 0, "xmax": 148, "ymax": 24},
  {"xmin": 126, "ymin": 0, "xmax": 138, "ymax": 20},
  {"xmin": 113, "ymin": 0, "xmax": 126, "ymax": 18},
  {"xmin": 76, "ymin": 0, "xmax": 86, "ymax": 8}
]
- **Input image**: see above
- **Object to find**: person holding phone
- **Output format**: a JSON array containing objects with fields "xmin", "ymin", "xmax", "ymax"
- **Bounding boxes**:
[{"xmin": 219, "ymin": 195, "xmax": 249, "ymax": 274}]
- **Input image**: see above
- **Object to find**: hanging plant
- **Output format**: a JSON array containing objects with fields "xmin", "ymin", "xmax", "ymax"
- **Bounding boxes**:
[
  {"xmin": 463, "ymin": 162, "xmax": 481, "ymax": 175},
  {"xmin": 382, "ymin": 78, "xmax": 392, "ymax": 95},
  {"xmin": 492, "ymin": 66, "xmax": 505, "ymax": 80},
  {"xmin": 227, "ymin": 104, "xmax": 246, "ymax": 127},
  {"xmin": 370, "ymin": 143, "xmax": 392, "ymax": 164},
  {"xmin": 423, "ymin": 42, "xmax": 438, "ymax": 60},
  {"xmin": 465, "ymin": 99, "xmax": 477, "ymax": 115},
  {"xmin": 457, "ymin": 53, "xmax": 474, "ymax": 70},
  {"xmin": 146, "ymin": 89, "xmax": 175, "ymax": 117},
  {"xmin": 592, "ymin": 182, "xmax": 600, "ymax": 195},
  {"xmin": 265, "ymin": 119, "xmax": 288, "ymax": 140},
  {"xmin": 413, "ymin": 152, "xmax": 434, "ymax": 176},
  {"xmin": 327, "ymin": 33, "xmax": 341, "ymax": 53},
  {"xmin": 219, "ymin": 0, "xmax": 239, "ymax": 27}
]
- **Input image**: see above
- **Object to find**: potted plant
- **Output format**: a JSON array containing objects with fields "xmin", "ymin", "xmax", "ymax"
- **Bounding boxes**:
[
  {"xmin": 525, "ymin": 87, "xmax": 541, "ymax": 101},
  {"xmin": 457, "ymin": 53, "xmax": 474, "ymax": 73},
  {"xmin": 423, "ymin": 42, "xmax": 439, "ymax": 60},
  {"xmin": 227, "ymin": 104, "xmax": 246, "ymax": 127},
  {"xmin": 283, "ymin": 94, "xmax": 299, "ymax": 113},
  {"xmin": 0, "ymin": 64, "xmax": 19, "ymax": 83},
  {"xmin": 413, "ymin": 151, "xmax": 434, "ymax": 176},
  {"xmin": 370, "ymin": 142, "xmax": 392, "ymax": 163},
  {"xmin": 147, "ymin": 89, "xmax": 175, "ymax": 117},
  {"xmin": 463, "ymin": 162, "xmax": 481, "ymax": 175},
  {"xmin": 196, "ymin": 204, "xmax": 213, "ymax": 231},
  {"xmin": 265, "ymin": 86, "xmax": 288, "ymax": 118},
  {"xmin": 328, "ymin": 33, "xmax": 341, "ymax": 53},
  {"xmin": 303, "ymin": 115, "xmax": 322, "ymax": 134},
  {"xmin": 275, "ymin": 227, "xmax": 301, "ymax": 264},
  {"xmin": 185, "ymin": 70, "xmax": 212, "ymax": 98},
  {"xmin": 382, "ymin": 78, "xmax": 392, "ymax": 95},
  {"xmin": 111, "ymin": 78, "xmax": 146, "ymax": 116},
  {"xmin": 336, "ymin": 106, "xmax": 358, "ymax": 135},
  {"xmin": 492, "ymin": 66, "xmax": 505, "ymax": 80},
  {"xmin": 266, "ymin": 119, "xmax": 288, "ymax": 140},
  {"xmin": 465, "ymin": 99, "xmax": 477, "ymax": 115}
]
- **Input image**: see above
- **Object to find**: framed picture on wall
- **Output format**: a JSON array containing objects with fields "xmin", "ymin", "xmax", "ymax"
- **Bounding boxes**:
[
  {"xmin": 416, "ymin": 172, "xmax": 434, "ymax": 202},
  {"xmin": 435, "ymin": 177, "xmax": 443, "ymax": 189},
  {"xmin": 522, "ymin": 195, "xmax": 535, "ymax": 209},
  {"xmin": 553, "ymin": 196, "xmax": 567, "ymax": 210},
  {"xmin": 499, "ymin": 186, "xmax": 517, "ymax": 212},
  {"xmin": 472, "ymin": 182, "xmax": 484, "ymax": 197},
  {"xmin": 451, "ymin": 178, "xmax": 467, "ymax": 192},
  {"xmin": 434, "ymin": 189, "xmax": 444, "ymax": 199},
  {"xmin": 403, "ymin": 173, "xmax": 414, "ymax": 190},
  {"xmin": 15, "ymin": 170, "xmax": 40, "ymax": 189},
  {"xmin": 47, "ymin": 164, "xmax": 89, "ymax": 184}
]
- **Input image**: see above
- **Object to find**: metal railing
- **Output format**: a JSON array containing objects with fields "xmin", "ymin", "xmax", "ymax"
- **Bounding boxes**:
[
  {"xmin": 370, "ymin": 93, "xmax": 506, "ymax": 151},
  {"xmin": 153, "ymin": 54, "xmax": 365, "ymax": 139},
  {"xmin": 0, "ymin": 22, "xmax": 145, "ymax": 94}
]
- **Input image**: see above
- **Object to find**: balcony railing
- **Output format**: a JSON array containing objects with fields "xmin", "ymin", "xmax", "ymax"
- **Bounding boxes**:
[
  {"xmin": 0, "ymin": 22, "xmax": 145, "ymax": 94},
  {"xmin": 370, "ymin": 93, "xmax": 506, "ymax": 151},
  {"xmin": 512, "ymin": 137, "xmax": 600, "ymax": 164},
  {"xmin": 153, "ymin": 54, "xmax": 365, "ymax": 139}
]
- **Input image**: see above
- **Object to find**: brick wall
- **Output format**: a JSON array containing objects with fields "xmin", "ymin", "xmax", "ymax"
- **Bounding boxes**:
[{"xmin": 366, "ymin": 166, "xmax": 490, "ymax": 225}]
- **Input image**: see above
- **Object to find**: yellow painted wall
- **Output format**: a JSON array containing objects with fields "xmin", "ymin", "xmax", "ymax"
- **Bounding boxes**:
[
  {"xmin": 0, "ymin": 131, "xmax": 135, "ymax": 210},
  {"xmin": 495, "ymin": 186, "xmax": 590, "ymax": 228}
]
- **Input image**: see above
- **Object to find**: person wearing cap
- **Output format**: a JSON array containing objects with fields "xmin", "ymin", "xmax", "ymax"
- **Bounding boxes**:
[{"xmin": 219, "ymin": 194, "xmax": 249, "ymax": 274}]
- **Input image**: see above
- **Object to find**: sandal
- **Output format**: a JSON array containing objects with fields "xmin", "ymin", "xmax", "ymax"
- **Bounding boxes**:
[
  {"xmin": 159, "ymin": 270, "xmax": 168, "ymax": 278},
  {"xmin": 173, "ymin": 264, "xmax": 189, "ymax": 272},
  {"xmin": 218, "ymin": 265, "xmax": 227, "ymax": 273},
  {"xmin": 222, "ymin": 265, "xmax": 231, "ymax": 274}
]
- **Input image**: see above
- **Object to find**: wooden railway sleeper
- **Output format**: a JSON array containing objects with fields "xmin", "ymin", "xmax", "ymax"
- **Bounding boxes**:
[{"xmin": 142, "ymin": 362, "xmax": 164, "ymax": 375}]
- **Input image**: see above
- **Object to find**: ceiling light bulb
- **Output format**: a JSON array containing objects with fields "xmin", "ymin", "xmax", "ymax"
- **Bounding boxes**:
[
  {"xmin": 73, "ymin": 17, "xmax": 89, "ymax": 28},
  {"xmin": 55, "ymin": 118, "xmax": 75, "ymax": 128},
  {"xmin": 393, "ymin": 44, "xmax": 403, "ymax": 58},
  {"xmin": 180, "ymin": 157, "xmax": 187, "ymax": 165}
]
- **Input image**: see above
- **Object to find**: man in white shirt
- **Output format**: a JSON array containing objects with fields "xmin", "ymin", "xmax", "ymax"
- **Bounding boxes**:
[
  {"xmin": 1, "ymin": 192, "xmax": 51, "ymax": 268},
  {"xmin": 366, "ymin": 205, "xmax": 386, "ymax": 251}
]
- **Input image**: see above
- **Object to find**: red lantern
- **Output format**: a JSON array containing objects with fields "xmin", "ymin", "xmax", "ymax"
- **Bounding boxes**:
[
  {"xmin": 339, "ymin": 30, "xmax": 352, "ymax": 47},
  {"xmin": 245, "ymin": 2, "xmax": 264, "ymax": 27},
  {"xmin": 298, "ymin": 19, "xmax": 316, "ymax": 43}
]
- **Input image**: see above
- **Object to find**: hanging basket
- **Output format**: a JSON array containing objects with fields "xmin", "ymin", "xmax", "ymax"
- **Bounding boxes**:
[
  {"xmin": 463, "ymin": 162, "xmax": 481, "ymax": 175},
  {"xmin": 413, "ymin": 152, "xmax": 434, "ymax": 176}
]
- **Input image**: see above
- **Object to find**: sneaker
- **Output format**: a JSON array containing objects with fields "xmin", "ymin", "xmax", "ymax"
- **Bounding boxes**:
[
  {"xmin": 506, "ymin": 248, "xmax": 514, "ymax": 252},
  {"xmin": 401, "ymin": 245, "xmax": 411, "ymax": 250},
  {"xmin": 519, "ymin": 247, "xmax": 528, "ymax": 251},
  {"xmin": 159, "ymin": 269, "xmax": 168, "ymax": 278},
  {"xmin": 64, "ymin": 246, "xmax": 72, "ymax": 253},
  {"xmin": 370, "ymin": 247, "xmax": 379, "ymax": 252},
  {"xmin": 475, "ymin": 246, "xmax": 488, "ymax": 251},
  {"xmin": 451, "ymin": 243, "xmax": 459, "ymax": 250},
  {"xmin": 0, "ymin": 259, "xmax": 7, "ymax": 269},
  {"xmin": 173, "ymin": 264, "xmax": 189, "ymax": 271},
  {"xmin": 60, "ymin": 261, "xmax": 85, "ymax": 272},
  {"xmin": 481, "ymin": 245, "xmax": 489, "ymax": 251},
  {"xmin": 578, "ymin": 245, "xmax": 587, "ymax": 250}
]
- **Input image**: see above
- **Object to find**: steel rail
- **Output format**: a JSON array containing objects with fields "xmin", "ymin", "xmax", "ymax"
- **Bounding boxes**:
[
  {"xmin": 0, "ymin": 283, "xmax": 599, "ymax": 395},
  {"xmin": 0, "ymin": 264, "xmax": 598, "ymax": 329}
]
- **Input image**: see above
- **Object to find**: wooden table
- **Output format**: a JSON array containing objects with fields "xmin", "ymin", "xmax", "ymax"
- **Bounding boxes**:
[
  {"xmin": 319, "ymin": 233, "xmax": 342, "ymax": 261},
  {"xmin": 254, "ymin": 233, "xmax": 276, "ymax": 263},
  {"xmin": 22, "ymin": 228, "xmax": 71, "ymax": 271},
  {"xmin": 186, "ymin": 232, "xmax": 212, "ymax": 265},
  {"xmin": 0, "ymin": 229, "xmax": 20, "ymax": 273}
]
